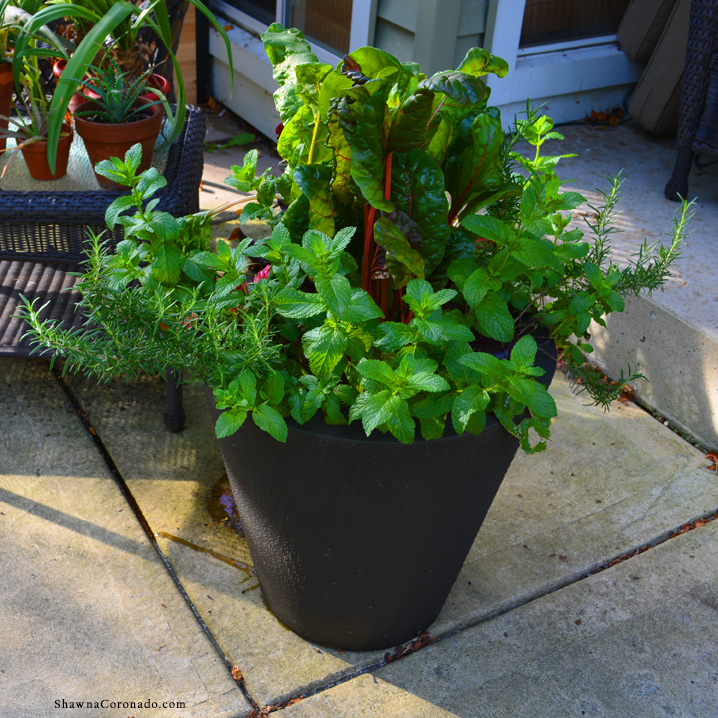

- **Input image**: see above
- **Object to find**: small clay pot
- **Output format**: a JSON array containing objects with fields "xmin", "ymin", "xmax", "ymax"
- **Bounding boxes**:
[
  {"xmin": 0, "ymin": 62, "xmax": 13, "ymax": 152},
  {"xmin": 20, "ymin": 123, "xmax": 73, "ymax": 181},
  {"xmin": 74, "ymin": 98, "xmax": 163, "ymax": 190}
]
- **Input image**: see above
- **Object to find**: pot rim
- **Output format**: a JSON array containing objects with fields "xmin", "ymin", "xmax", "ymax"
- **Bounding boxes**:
[
  {"xmin": 73, "ymin": 97, "xmax": 161, "ymax": 129},
  {"xmin": 20, "ymin": 123, "xmax": 73, "ymax": 152}
]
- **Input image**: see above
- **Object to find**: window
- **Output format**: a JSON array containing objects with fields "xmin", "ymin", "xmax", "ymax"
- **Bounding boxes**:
[
  {"xmin": 288, "ymin": 0, "xmax": 353, "ymax": 57},
  {"xmin": 219, "ymin": 0, "xmax": 354, "ymax": 57},
  {"xmin": 227, "ymin": 0, "xmax": 276, "ymax": 26},
  {"xmin": 520, "ymin": 0, "xmax": 631, "ymax": 48}
]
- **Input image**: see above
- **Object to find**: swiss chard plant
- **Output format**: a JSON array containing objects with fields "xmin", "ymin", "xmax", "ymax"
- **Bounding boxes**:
[{"xmin": 19, "ymin": 31, "xmax": 689, "ymax": 452}]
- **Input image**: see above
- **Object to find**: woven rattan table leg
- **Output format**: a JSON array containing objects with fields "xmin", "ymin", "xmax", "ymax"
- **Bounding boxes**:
[
  {"xmin": 164, "ymin": 367, "xmax": 186, "ymax": 432},
  {"xmin": 665, "ymin": 146, "xmax": 694, "ymax": 201}
]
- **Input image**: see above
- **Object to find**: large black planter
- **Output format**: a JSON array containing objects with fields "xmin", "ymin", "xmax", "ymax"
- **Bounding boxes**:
[{"xmin": 215, "ymin": 334, "xmax": 556, "ymax": 651}]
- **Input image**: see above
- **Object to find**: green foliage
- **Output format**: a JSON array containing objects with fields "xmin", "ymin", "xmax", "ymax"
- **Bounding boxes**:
[
  {"xmin": 18, "ymin": 36, "xmax": 689, "ymax": 452},
  {"xmin": 72, "ymin": 58, "xmax": 170, "ymax": 124}
]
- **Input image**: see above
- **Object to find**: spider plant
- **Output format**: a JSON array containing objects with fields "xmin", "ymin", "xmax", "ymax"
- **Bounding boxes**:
[
  {"xmin": 27, "ymin": 0, "xmax": 234, "ymax": 173},
  {"xmin": 0, "ymin": 0, "xmax": 68, "ymax": 63},
  {"xmin": 0, "ymin": 60, "xmax": 70, "ymax": 174}
]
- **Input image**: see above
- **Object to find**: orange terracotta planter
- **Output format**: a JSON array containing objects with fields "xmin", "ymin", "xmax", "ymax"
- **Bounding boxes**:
[
  {"xmin": 74, "ymin": 98, "xmax": 163, "ymax": 190},
  {"xmin": 21, "ymin": 123, "xmax": 73, "ymax": 181},
  {"xmin": 0, "ymin": 63, "xmax": 13, "ymax": 152}
]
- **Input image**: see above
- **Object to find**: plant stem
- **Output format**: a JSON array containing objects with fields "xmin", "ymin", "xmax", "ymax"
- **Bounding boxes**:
[{"xmin": 307, "ymin": 112, "xmax": 321, "ymax": 164}]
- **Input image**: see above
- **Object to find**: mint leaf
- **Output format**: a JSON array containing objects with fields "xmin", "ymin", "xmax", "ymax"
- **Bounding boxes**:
[
  {"xmin": 315, "ymin": 272, "xmax": 351, "ymax": 316},
  {"xmin": 525, "ymin": 383, "xmax": 557, "ymax": 418},
  {"xmin": 252, "ymin": 403, "xmax": 288, "ymax": 442},
  {"xmin": 274, "ymin": 288, "xmax": 326, "ymax": 318},
  {"xmin": 510, "ymin": 334, "xmax": 537, "ymax": 368},
  {"xmin": 474, "ymin": 292, "xmax": 514, "ymax": 342},
  {"xmin": 215, "ymin": 409, "xmax": 247, "ymax": 438}
]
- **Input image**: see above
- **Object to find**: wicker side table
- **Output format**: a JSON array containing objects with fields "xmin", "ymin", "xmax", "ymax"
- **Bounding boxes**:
[
  {"xmin": 0, "ymin": 105, "xmax": 206, "ymax": 431},
  {"xmin": 665, "ymin": 0, "xmax": 718, "ymax": 201}
]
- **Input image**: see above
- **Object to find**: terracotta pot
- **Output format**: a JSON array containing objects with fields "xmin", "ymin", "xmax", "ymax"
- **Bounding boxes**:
[
  {"xmin": 52, "ymin": 59, "xmax": 87, "ymax": 115},
  {"xmin": 0, "ymin": 62, "xmax": 13, "ymax": 152},
  {"xmin": 20, "ymin": 123, "xmax": 73, "ymax": 181},
  {"xmin": 53, "ymin": 61, "xmax": 169, "ymax": 114},
  {"xmin": 74, "ymin": 98, "xmax": 163, "ymax": 190}
]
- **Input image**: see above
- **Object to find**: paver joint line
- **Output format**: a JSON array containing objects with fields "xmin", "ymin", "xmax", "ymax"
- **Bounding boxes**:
[
  {"xmin": 49, "ymin": 363, "xmax": 262, "ymax": 713},
  {"xmin": 260, "ymin": 503, "xmax": 718, "ymax": 709}
]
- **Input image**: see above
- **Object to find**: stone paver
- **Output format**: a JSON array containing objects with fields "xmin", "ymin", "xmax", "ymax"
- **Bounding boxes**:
[
  {"xmin": 0, "ymin": 359, "xmax": 250, "ymax": 718},
  {"xmin": 280, "ymin": 519, "xmax": 718, "ymax": 717},
  {"xmin": 64, "ymin": 364, "xmax": 715, "ymax": 707}
]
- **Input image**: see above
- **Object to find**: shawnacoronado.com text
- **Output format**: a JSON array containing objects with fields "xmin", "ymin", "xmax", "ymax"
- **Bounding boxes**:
[{"xmin": 55, "ymin": 699, "xmax": 186, "ymax": 709}]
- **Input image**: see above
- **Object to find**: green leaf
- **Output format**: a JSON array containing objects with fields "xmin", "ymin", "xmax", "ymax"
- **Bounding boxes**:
[
  {"xmin": 345, "ymin": 46, "xmax": 406, "ymax": 80},
  {"xmin": 375, "ymin": 321, "xmax": 416, "ymax": 350},
  {"xmin": 419, "ymin": 71, "xmax": 488, "ymax": 109},
  {"xmin": 525, "ymin": 383, "xmax": 558, "ymax": 418},
  {"xmin": 215, "ymin": 409, "xmax": 248, "ymax": 439},
  {"xmin": 390, "ymin": 150, "xmax": 450, "ymax": 276},
  {"xmin": 387, "ymin": 89, "xmax": 434, "ymax": 153},
  {"xmin": 455, "ymin": 48, "xmax": 509, "ymax": 78},
  {"xmin": 315, "ymin": 273, "xmax": 352, "ymax": 316},
  {"xmin": 326, "ymin": 116, "xmax": 354, "ymax": 203},
  {"xmin": 412, "ymin": 391, "xmax": 455, "ymax": 419},
  {"xmin": 459, "ymin": 351, "xmax": 506, "ymax": 378},
  {"xmin": 294, "ymin": 164, "xmax": 336, "ymax": 235},
  {"xmin": 295, "ymin": 62, "xmax": 333, "ymax": 109},
  {"xmin": 373, "ymin": 216, "xmax": 426, "ymax": 285},
  {"xmin": 350, "ymin": 80, "xmax": 394, "ymax": 212},
  {"xmin": 273, "ymin": 288, "xmax": 326, "ymax": 318},
  {"xmin": 252, "ymin": 403, "xmax": 289, "ymax": 442},
  {"xmin": 463, "ymin": 267, "xmax": 502, "ymax": 308},
  {"xmin": 350, "ymin": 389, "xmax": 392, "ymax": 434},
  {"xmin": 239, "ymin": 370, "xmax": 257, "ymax": 405},
  {"xmin": 341, "ymin": 289, "xmax": 384, "ymax": 322},
  {"xmin": 282, "ymin": 194, "xmax": 310, "ymax": 243},
  {"xmin": 383, "ymin": 394, "xmax": 415, "ymax": 444},
  {"xmin": 444, "ymin": 342, "xmax": 481, "ymax": 386},
  {"xmin": 473, "ymin": 292, "xmax": 514, "ymax": 342},
  {"xmin": 461, "ymin": 214, "xmax": 514, "ymax": 246},
  {"xmin": 261, "ymin": 23, "xmax": 318, "ymax": 122},
  {"xmin": 277, "ymin": 104, "xmax": 315, "ymax": 161},
  {"xmin": 452, "ymin": 384, "xmax": 490, "ymax": 434},
  {"xmin": 444, "ymin": 107, "xmax": 504, "ymax": 221},
  {"xmin": 305, "ymin": 325, "xmax": 348, "ymax": 377},
  {"xmin": 105, "ymin": 195, "xmax": 136, "ymax": 228},
  {"xmin": 151, "ymin": 241, "xmax": 182, "ymax": 287},
  {"xmin": 225, "ymin": 149, "xmax": 259, "ymax": 191},
  {"xmin": 357, "ymin": 359, "xmax": 396, "ymax": 386},
  {"xmin": 510, "ymin": 334, "xmax": 538, "ymax": 368}
]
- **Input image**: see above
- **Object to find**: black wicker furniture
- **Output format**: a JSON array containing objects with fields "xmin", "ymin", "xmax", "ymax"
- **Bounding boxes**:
[
  {"xmin": 0, "ymin": 105, "xmax": 206, "ymax": 431},
  {"xmin": 665, "ymin": 0, "xmax": 718, "ymax": 201}
]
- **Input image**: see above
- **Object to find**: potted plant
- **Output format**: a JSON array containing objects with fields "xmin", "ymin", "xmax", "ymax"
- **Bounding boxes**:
[
  {"xmin": 71, "ymin": 57, "xmax": 168, "ymax": 189},
  {"xmin": 19, "ymin": 30, "xmax": 689, "ymax": 651},
  {"xmin": 0, "ymin": 60, "xmax": 72, "ymax": 180},
  {"xmin": 26, "ymin": 0, "xmax": 234, "ymax": 174},
  {"xmin": 0, "ymin": 0, "xmax": 68, "ymax": 150}
]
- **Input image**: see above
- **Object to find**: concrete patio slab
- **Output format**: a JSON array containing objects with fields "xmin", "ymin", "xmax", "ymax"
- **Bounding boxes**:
[
  {"xmin": 0, "ymin": 359, "xmax": 250, "ymax": 718},
  {"xmin": 63, "ymin": 364, "xmax": 716, "ymax": 707},
  {"xmin": 280, "ymin": 519, "xmax": 718, "ymax": 717}
]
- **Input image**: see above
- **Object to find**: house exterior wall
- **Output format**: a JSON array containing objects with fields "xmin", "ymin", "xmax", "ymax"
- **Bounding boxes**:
[{"xmin": 205, "ymin": 0, "xmax": 643, "ymax": 138}]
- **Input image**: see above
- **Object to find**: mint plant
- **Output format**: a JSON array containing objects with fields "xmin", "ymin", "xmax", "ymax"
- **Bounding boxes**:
[{"xmin": 19, "ymin": 32, "xmax": 689, "ymax": 452}]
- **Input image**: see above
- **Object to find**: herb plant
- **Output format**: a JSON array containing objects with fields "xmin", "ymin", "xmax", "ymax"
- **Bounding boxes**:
[{"xmin": 19, "ymin": 30, "xmax": 689, "ymax": 452}]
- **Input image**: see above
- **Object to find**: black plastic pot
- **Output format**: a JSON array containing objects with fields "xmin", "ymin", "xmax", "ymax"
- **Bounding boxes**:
[{"xmin": 215, "ymin": 332, "xmax": 556, "ymax": 651}]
